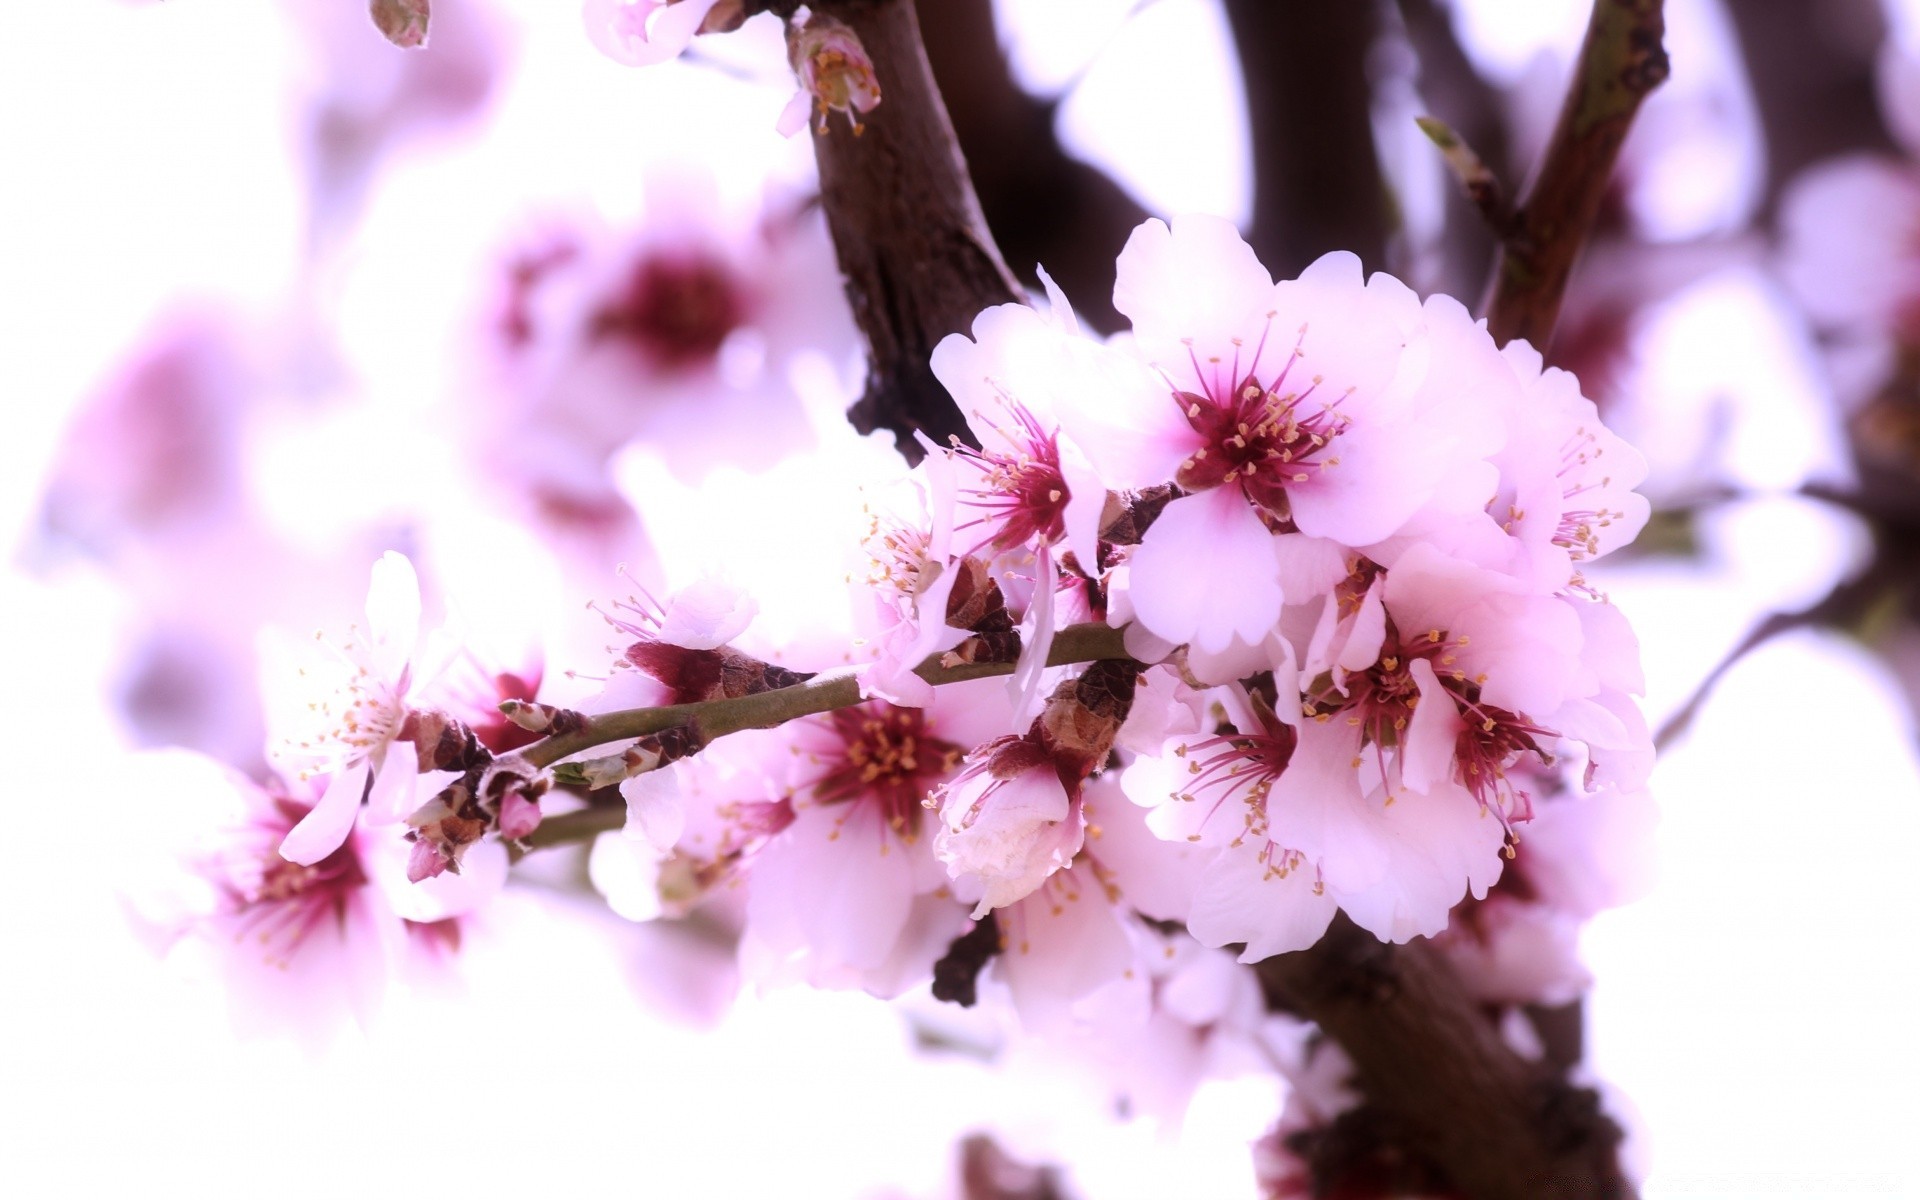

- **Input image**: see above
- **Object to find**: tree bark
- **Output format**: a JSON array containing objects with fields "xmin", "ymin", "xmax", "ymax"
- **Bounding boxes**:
[{"xmin": 803, "ymin": 0, "xmax": 1024, "ymax": 459}]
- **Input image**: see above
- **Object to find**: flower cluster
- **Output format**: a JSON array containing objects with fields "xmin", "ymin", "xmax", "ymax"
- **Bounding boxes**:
[{"xmin": 198, "ymin": 214, "xmax": 1650, "ymax": 1102}]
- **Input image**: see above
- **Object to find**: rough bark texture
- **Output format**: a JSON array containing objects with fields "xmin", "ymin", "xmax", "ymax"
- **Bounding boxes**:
[
  {"xmin": 1257, "ymin": 918, "xmax": 1637, "ymax": 1200},
  {"xmin": 1483, "ymin": 0, "xmax": 1668, "ymax": 350},
  {"xmin": 1224, "ymin": 0, "xmax": 1390, "ymax": 279},
  {"xmin": 804, "ymin": 0, "xmax": 1024, "ymax": 459}
]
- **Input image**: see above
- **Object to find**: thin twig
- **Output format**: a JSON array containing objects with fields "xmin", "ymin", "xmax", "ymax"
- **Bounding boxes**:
[
  {"xmin": 508, "ymin": 621, "xmax": 1131, "ymax": 771},
  {"xmin": 1483, "ymin": 0, "xmax": 1668, "ymax": 350},
  {"xmin": 1654, "ymin": 566, "xmax": 1897, "ymax": 751},
  {"xmin": 1416, "ymin": 115, "xmax": 1514, "ymax": 233}
]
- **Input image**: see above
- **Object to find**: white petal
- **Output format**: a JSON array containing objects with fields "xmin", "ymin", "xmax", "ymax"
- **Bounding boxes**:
[
  {"xmin": 1114, "ymin": 215, "xmax": 1276, "ymax": 367},
  {"xmin": 620, "ymin": 767, "xmax": 686, "ymax": 856},
  {"xmin": 279, "ymin": 761, "xmax": 368, "ymax": 866},
  {"xmin": 1401, "ymin": 659, "xmax": 1462, "ymax": 795}
]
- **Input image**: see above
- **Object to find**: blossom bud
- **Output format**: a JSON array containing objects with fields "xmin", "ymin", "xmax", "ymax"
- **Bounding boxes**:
[
  {"xmin": 402, "ymin": 709, "xmax": 491, "ymax": 774},
  {"xmin": 369, "ymin": 0, "xmax": 430, "ymax": 49},
  {"xmin": 499, "ymin": 700, "xmax": 588, "ymax": 737},
  {"xmin": 1035, "ymin": 659, "xmax": 1142, "ymax": 779},
  {"xmin": 624, "ymin": 642, "xmax": 814, "ymax": 704},
  {"xmin": 778, "ymin": 12, "xmax": 882, "ymax": 137}
]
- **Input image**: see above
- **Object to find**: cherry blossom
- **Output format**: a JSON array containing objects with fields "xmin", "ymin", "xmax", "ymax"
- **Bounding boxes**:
[
  {"xmin": 777, "ymin": 9, "xmax": 883, "ymax": 137},
  {"xmin": 274, "ymin": 552, "xmax": 429, "ymax": 867}
]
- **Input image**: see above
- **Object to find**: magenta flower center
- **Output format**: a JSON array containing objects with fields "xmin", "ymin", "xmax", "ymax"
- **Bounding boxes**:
[
  {"xmin": 1171, "ymin": 329, "xmax": 1349, "ymax": 519},
  {"xmin": 953, "ymin": 405, "xmax": 1070, "ymax": 555},
  {"xmin": 808, "ymin": 704, "xmax": 965, "ymax": 838},
  {"xmin": 589, "ymin": 252, "xmax": 744, "ymax": 370},
  {"xmin": 225, "ymin": 798, "xmax": 370, "ymax": 966}
]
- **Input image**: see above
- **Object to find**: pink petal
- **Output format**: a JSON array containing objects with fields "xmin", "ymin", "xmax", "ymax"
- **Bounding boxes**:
[
  {"xmin": 1113, "ymin": 215, "xmax": 1277, "ymax": 367},
  {"xmin": 1126, "ymin": 489, "xmax": 1283, "ymax": 654}
]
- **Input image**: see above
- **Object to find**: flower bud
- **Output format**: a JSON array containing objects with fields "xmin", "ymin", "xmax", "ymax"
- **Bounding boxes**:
[
  {"xmin": 370, "ymin": 0, "xmax": 430, "ymax": 49},
  {"xmin": 778, "ymin": 12, "xmax": 882, "ymax": 137}
]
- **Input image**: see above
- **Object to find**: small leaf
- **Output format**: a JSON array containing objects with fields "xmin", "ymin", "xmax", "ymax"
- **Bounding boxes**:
[{"xmin": 370, "ymin": 0, "xmax": 430, "ymax": 50}]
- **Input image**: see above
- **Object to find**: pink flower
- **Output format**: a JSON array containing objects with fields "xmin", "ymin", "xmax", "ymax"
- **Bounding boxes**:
[
  {"xmin": 1056, "ymin": 216, "xmax": 1501, "ymax": 654},
  {"xmin": 934, "ymin": 733, "xmax": 1084, "ymax": 916},
  {"xmin": 582, "ymin": 0, "xmax": 728, "ymax": 67},
  {"xmin": 853, "ymin": 451, "xmax": 973, "ymax": 707},
  {"xmin": 125, "ymin": 751, "xmax": 498, "ymax": 1036},
  {"xmin": 740, "ymin": 679, "xmax": 1012, "ymax": 990}
]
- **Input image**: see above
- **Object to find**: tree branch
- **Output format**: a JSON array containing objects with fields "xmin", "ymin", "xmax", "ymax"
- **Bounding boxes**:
[
  {"xmin": 1258, "ymin": 917, "xmax": 1636, "ymax": 1200},
  {"xmin": 508, "ymin": 621, "xmax": 1131, "ymax": 771},
  {"xmin": 1483, "ymin": 0, "xmax": 1668, "ymax": 350},
  {"xmin": 913, "ymin": 0, "xmax": 1148, "ymax": 335},
  {"xmin": 1222, "ymin": 0, "xmax": 1389, "ymax": 278},
  {"xmin": 798, "ymin": 0, "xmax": 1024, "ymax": 460}
]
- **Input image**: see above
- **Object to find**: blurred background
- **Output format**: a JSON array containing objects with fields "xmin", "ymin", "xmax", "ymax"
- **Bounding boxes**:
[{"xmin": 3, "ymin": 0, "xmax": 1918, "ymax": 1196}]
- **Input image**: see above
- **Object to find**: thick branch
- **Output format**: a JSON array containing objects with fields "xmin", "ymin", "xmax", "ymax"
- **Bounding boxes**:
[
  {"xmin": 1258, "ymin": 917, "xmax": 1636, "ymax": 1200},
  {"xmin": 510, "ymin": 621, "xmax": 1130, "ymax": 771},
  {"xmin": 1483, "ymin": 0, "xmax": 1668, "ymax": 350},
  {"xmin": 914, "ymin": 0, "xmax": 1147, "ymax": 334},
  {"xmin": 1223, "ymin": 0, "xmax": 1389, "ymax": 278},
  {"xmin": 804, "ymin": 0, "xmax": 1024, "ymax": 460}
]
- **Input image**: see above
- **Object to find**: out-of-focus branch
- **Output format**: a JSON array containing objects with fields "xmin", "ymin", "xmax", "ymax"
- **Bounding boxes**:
[
  {"xmin": 1222, "ymin": 0, "xmax": 1389, "ymax": 278},
  {"xmin": 1483, "ymin": 0, "xmax": 1668, "ymax": 350},
  {"xmin": 787, "ymin": 0, "xmax": 1024, "ymax": 459},
  {"xmin": 913, "ymin": 0, "xmax": 1148, "ymax": 334},
  {"xmin": 1258, "ymin": 917, "xmax": 1637, "ymax": 1200},
  {"xmin": 1397, "ymin": 0, "xmax": 1509, "ymax": 300},
  {"xmin": 1655, "ymin": 554, "xmax": 1904, "ymax": 751},
  {"xmin": 1723, "ymin": 0, "xmax": 1892, "ymax": 223}
]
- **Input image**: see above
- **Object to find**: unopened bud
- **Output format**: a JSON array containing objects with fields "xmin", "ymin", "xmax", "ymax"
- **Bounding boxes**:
[
  {"xmin": 370, "ymin": 0, "xmax": 430, "ymax": 49},
  {"xmin": 778, "ymin": 12, "xmax": 881, "ymax": 137},
  {"xmin": 500, "ymin": 699, "xmax": 588, "ymax": 737}
]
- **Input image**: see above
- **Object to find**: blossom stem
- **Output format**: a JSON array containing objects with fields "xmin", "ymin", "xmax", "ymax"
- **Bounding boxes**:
[
  {"xmin": 508, "ymin": 621, "xmax": 1132, "ymax": 772},
  {"xmin": 1482, "ymin": 0, "xmax": 1668, "ymax": 350}
]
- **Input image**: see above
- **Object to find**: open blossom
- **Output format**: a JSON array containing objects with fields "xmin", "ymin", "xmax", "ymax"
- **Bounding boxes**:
[
  {"xmin": 124, "ymin": 751, "xmax": 501, "ymax": 1036},
  {"xmin": 930, "ymin": 284, "xmax": 1113, "ymax": 715},
  {"xmin": 274, "ymin": 552, "xmax": 428, "ymax": 867},
  {"xmin": 741, "ymin": 680, "xmax": 1010, "ymax": 991},
  {"xmin": 853, "ymin": 451, "xmax": 973, "ymax": 707}
]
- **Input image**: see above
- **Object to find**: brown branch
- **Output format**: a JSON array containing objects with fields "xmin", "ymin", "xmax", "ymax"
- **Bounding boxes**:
[
  {"xmin": 1223, "ymin": 0, "xmax": 1389, "ymax": 278},
  {"xmin": 1483, "ymin": 0, "xmax": 1668, "ymax": 350},
  {"xmin": 799, "ymin": 0, "xmax": 1025, "ymax": 460},
  {"xmin": 1654, "ymin": 561, "xmax": 1900, "ymax": 751},
  {"xmin": 1258, "ymin": 917, "xmax": 1637, "ymax": 1200},
  {"xmin": 913, "ymin": 0, "xmax": 1148, "ymax": 335}
]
